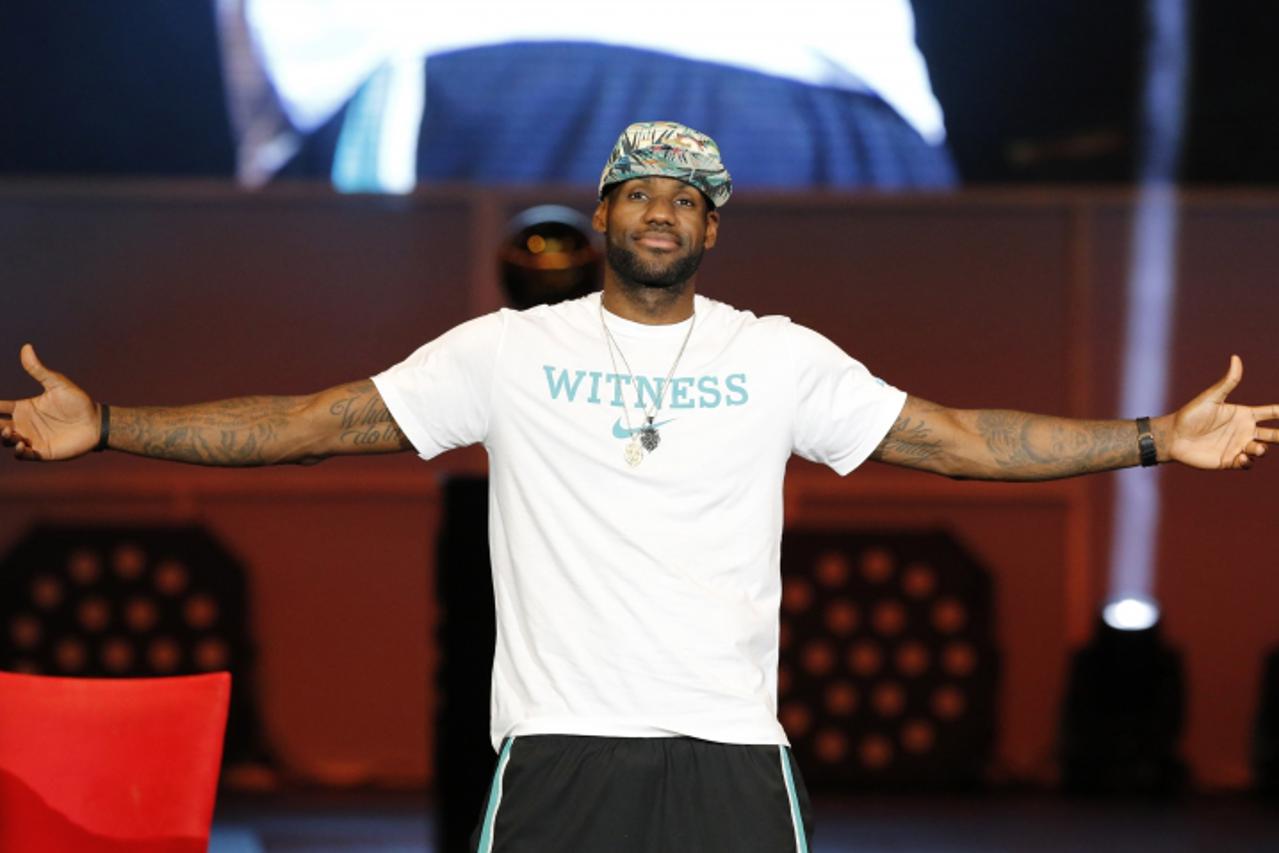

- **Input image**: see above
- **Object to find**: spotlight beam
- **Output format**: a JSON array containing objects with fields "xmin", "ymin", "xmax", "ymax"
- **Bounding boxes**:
[{"xmin": 1105, "ymin": 0, "xmax": 1190, "ymax": 610}]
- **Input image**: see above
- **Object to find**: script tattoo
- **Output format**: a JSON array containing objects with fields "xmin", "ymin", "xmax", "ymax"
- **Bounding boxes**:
[{"xmin": 329, "ymin": 380, "xmax": 408, "ymax": 450}]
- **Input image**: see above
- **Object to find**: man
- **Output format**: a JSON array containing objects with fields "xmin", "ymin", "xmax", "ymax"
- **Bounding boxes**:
[{"xmin": 2, "ymin": 121, "xmax": 1276, "ymax": 852}]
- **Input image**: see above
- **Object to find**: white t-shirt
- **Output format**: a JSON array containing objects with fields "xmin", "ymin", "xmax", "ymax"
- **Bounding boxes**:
[{"xmin": 373, "ymin": 293, "xmax": 906, "ymax": 749}]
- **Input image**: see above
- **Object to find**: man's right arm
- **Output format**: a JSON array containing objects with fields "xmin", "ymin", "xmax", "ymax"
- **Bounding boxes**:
[
  {"xmin": 108, "ymin": 380, "xmax": 411, "ymax": 466},
  {"xmin": 1, "ymin": 344, "xmax": 413, "ymax": 465}
]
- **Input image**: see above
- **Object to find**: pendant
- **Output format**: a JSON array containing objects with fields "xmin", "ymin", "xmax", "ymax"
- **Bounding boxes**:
[
  {"xmin": 639, "ymin": 423, "xmax": 661, "ymax": 452},
  {"xmin": 624, "ymin": 437, "xmax": 644, "ymax": 468}
]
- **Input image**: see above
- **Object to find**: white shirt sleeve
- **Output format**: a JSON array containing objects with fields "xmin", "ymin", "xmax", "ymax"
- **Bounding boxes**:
[
  {"xmin": 371, "ymin": 311, "xmax": 506, "ymax": 460},
  {"xmin": 788, "ymin": 322, "xmax": 907, "ymax": 475}
]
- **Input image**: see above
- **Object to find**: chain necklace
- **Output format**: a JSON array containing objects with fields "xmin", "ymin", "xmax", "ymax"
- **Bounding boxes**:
[{"xmin": 600, "ymin": 300, "xmax": 696, "ymax": 468}]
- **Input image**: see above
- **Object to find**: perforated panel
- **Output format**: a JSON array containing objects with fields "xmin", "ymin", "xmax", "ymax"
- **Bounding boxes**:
[{"xmin": 779, "ymin": 530, "xmax": 998, "ymax": 789}]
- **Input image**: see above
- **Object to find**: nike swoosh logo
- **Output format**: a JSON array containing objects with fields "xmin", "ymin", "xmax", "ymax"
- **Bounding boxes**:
[{"xmin": 612, "ymin": 417, "xmax": 675, "ymax": 439}]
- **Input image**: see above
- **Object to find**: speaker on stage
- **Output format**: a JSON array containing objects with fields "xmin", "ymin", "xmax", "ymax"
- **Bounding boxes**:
[
  {"xmin": 435, "ymin": 477, "xmax": 496, "ymax": 852},
  {"xmin": 1252, "ymin": 646, "xmax": 1279, "ymax": 795},
  {"xmin": 1060, "ymin": 616, "xmax": 1186, "ymax": 796}
]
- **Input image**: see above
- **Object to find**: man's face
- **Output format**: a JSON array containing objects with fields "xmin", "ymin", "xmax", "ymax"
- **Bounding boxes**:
[{"xmin": 593, "ymin": 177, "xmax": 719, "ymax": 289}]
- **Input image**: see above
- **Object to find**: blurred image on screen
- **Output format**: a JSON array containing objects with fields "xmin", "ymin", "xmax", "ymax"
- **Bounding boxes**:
[{"xmin": 218, "ymin": 0, "xmax": 955, "ymax": 192}]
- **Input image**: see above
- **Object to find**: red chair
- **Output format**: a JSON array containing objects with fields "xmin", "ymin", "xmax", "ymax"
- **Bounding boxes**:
[{"xmin": 0, "ymin": 671, "xmax": 230, "ymax": 853}]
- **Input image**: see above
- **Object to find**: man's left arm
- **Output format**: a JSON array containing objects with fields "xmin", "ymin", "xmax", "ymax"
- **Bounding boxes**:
[{"xmin": 869, "ymin": 356, "xmax": 1279, "ymax": 480}]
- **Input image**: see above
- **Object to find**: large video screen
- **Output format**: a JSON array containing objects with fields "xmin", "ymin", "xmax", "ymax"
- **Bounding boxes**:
[{"xmin": 220, "ymin": 0, "xmax": 952, "ymax": 192}]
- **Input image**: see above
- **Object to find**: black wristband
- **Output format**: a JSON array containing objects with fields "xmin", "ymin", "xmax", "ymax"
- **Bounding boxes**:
[
  {"xmin": 94, "ymin": 403, "xmax": 110, "ymax": 452},
  {"xmin": 1136, "ymin": 416, "xmax": 1157, "ymax": 467}
]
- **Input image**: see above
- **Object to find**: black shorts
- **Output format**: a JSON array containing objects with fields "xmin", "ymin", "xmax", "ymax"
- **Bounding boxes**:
[{"xmin": 470, "ymin": 735, "xmax": 814, "ymax": 853}]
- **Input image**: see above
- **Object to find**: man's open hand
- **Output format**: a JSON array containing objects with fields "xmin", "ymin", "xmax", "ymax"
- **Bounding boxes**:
[
  {"xmin": 1167, "ymin": 355, "xmax": 1279, "ymax": 470},
  {"xmin": 0, "ymin": 344, "xmax": 99, "ymax": 461}
]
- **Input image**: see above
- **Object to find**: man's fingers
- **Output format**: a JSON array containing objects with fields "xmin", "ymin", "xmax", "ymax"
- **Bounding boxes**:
[
  {"xmin": 20, "ymin": 343, "xmax": 62, "ymax": 391},
  {"xmin": 1247, "ymin": 441, "xmax": 1267, "ymax": 457},
  {"xmin": 2, "ymin": 421, "xmax": 33, "ymax": 447},
  {"xmin": 1257, "ymin": 427, "xmax": 1279, "ymax": 443},
  {"xmin": 1252, "ymin": 404, "xmax": 1279, "ymax": 423},
  {"xmin": 1209, "ymin": 354, "xmax": 1244, "ymax": 403}
]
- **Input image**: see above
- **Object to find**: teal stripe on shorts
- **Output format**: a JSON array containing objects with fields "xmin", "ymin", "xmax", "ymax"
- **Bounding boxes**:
[
  {"xmin": 779, "ymin": 746, "xmax": 809, "ymax": 853},
  {"xmin": 477, "ymin": 737, "xmax": 515, "ymax": 853}
]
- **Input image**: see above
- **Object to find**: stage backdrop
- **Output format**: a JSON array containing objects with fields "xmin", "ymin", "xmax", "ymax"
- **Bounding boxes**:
[{"xmin": 0, "ymin": 183, "xmax": 1276, "ymax": 789}]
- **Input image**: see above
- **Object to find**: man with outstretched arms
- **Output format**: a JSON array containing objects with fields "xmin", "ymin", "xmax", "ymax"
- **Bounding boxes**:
[{"xmin": 4, "ymin": 122, "xmax": 1276, "ymax": 852}]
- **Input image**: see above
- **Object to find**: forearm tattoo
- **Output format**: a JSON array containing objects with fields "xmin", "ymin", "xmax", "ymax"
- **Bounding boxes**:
[
  {"xmin": 973, "ymin": 411, "xmax": 1137, "ymax": 478},
  {"xmin": 871, "ymin": 403, "xmax": 1141, "ymax": 481},
  {"xmin": 113, "ymin": 396, "xmax": 306, "ymax": 466}
]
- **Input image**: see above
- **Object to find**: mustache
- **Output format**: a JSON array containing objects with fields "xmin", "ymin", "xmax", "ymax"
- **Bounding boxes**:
[{"xmin": 635, "ymin": 228, "xmax": 683, "ymax": 246}]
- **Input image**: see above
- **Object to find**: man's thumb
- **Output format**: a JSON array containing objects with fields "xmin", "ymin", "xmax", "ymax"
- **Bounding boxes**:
[
  {"xmin": 1209, "ymin": 354, "xmax": 1243, "ymax": 403},
  {"xmin": 20, "ymin": 344, "xmax": 60, "ymax": 390}
]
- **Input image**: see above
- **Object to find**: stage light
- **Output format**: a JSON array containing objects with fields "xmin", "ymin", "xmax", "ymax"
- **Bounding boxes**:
[
  {"xmin": 781, "ymin": 702, "xmax": 814, "ymax": 737},
  {"xmin": 824, "ymin": 600, "xmax": 859, "ymax": 636},
  {"xmin": 783, "ymin": 577, "xmax": 815, "ymax": 614},
  {"xmin": 825, "ymin": 681, "xmax": 858, "ymax": 716},
  {"xmin": 1101, "ymin": 596, "xmax": 1161, "ymax": 631},
  {"xmin": 779, "ymin": 531, "xmax": 998, "ymax": 790},
  {"xmin": 802, "ymin": 640, "xmax": 837, "ymax": 676},
  {"xmin": 895, "ymin": 641, "xmax": 929, "ymax": 678},
  {"xmin": 125, "ymin": 597, "xmax": 159, "ymax": 632},
  {"xmin": 848, "ymin": 640, "xmax": 884, "ymax": 678},
  {"xmin": 816, "ymin": 551, "xmax": 852, "ymax": 587},
  {"xmin": 30, "ymin": 575, "xmax": 63, "ymax": 609},
  {"xmin": 69, "ymin": 550, "xmax": 101, "ymax": 585},
  {"xmin": 816, "ymin": 729, "xmax": 850, "ymax": 763},
  {"xmin": 902, "ymin": 563, "xmax": 937, "ymax": 598},
  {"xmin": 11, "ymin": 615, "xmax": 41, "ymax": 650},
  {"xmin": 1060, "ymin": 613, "xmax": 1186, "ymax": 796},
  {"xmin": 498, "ymin": 206, "xmax": 601, "ymax": 310}
]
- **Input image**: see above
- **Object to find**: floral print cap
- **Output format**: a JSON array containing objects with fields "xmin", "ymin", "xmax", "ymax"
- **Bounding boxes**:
[{"xmin": 598, "ymin": 120, "xmax": 733, "ymax": 208}]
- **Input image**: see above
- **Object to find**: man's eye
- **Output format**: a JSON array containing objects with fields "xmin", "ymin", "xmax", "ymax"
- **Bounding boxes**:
[
  {"xmin": 628, "ymin": 191, "xmax": 646, "ymax": 200},
  {"xmin": 676, "ymin": 198, "xmax": 694, "ymax": 207}
]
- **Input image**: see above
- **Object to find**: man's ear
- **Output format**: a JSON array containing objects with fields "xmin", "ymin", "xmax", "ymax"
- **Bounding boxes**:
[
  {"xmin": 703, "ymin": 209, "xmax": 720, "ymax": 250},
  {"xmin": 591, "ymin": 199, "xmax": 608, "ymax": 233}
]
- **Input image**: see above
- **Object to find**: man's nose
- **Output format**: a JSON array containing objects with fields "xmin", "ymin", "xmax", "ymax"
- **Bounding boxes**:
[{"xmin": 644, "ymin": 198, "xmax": 676, "ymax": 224}]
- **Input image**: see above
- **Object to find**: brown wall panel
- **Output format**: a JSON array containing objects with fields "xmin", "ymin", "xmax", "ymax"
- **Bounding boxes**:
[
  {"xmin": 710, "ymin": 199, "xmax": 1075, "ymax": 417},
  {"xmin": 0, "ymin": 187, "xmax": 474, "ymax": 402}
]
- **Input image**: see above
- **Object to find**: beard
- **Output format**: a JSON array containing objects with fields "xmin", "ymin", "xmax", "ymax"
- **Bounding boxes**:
[{"xmin": 606, "ymin": 234, "xmax": 705, "ymax": 291}]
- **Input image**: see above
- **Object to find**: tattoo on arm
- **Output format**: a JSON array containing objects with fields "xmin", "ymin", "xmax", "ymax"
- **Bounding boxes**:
[
  {"xmin": 973, "ymin": 411, "xmax": 1136, "ymax": 478},
  {"xmin": 327, "ymin": 380, "xmax": 411, "ymax": 452},
  {"xmin": 869, "ymin": 414, "xmax": 944, "ymax": 465},
  {"xmin": 870, "ymin": 397, "xmax": 1141, "ymax": 480},
  {"xmin": 114, "ymin": 396, "xmax": 307, "ymax": 466},
  {"xmin": 110, "ymin": 380, "xmax": 412, "ymax": 467}
]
